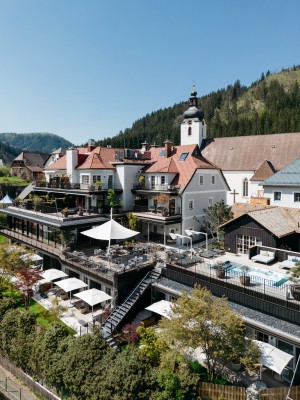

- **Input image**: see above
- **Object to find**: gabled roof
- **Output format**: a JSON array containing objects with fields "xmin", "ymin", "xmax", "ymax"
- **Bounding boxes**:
[
  {"xmin": 222, "ymin": 203, "xmax": 300, "ymax": 238},
  {"xmin": 250, "ymin": 160, "xmax": 276, "ymax": 181},
  {"xmin": 13, "ymin": 152, "xmax": 48, "ymax": 167},
  {"xmin": 262, "ymin": 157, "xmax": 300, "ymax": 187},
  {"xmin": 202, "ymin": 132, "xmax": 300, "ymax": 171},
  {"xmin": 143, "ymin": 144, "xmax": 220, "ymax": 190},
  {"xmin": 77, "ymin": 147, "xmax": 121, "ymax": 170}
]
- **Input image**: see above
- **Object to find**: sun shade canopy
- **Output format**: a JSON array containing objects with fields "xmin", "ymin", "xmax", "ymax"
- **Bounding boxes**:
[
  {"xmin": 254, "ymin": 340, "xmax": 294, "ymax": 374},
  {"xmin": 81, "ymin": 219, "xmax": 139, "ymax": 241},
  {"xmin": 40, "ymin": 269, "xmax": 68, "ymax": 282},
  {"xmin": 145, "ymin": 300, "xmax": 174, "ymax": 319},
  {"xmin": 54, "ymin": 277, "xmax": 87, "ymax": 292},
  {"xmin": 74, "ymin": 288, "xmax": 112, "ymax": 306}
]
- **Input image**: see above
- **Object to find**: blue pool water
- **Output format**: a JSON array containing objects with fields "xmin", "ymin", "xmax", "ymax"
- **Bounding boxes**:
[{"xmin": 226, "ymin": 261, "xmax": 289, "ymax": 287}]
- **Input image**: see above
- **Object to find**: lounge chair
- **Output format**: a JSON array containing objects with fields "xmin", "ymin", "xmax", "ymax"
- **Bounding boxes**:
[
  {"xmin": 251, "ymin": 250, "xmax": 275, "ymax": 264},
  {"xmin": 280, "ymin": 255, "xmax": 300, "ymax": 269}
]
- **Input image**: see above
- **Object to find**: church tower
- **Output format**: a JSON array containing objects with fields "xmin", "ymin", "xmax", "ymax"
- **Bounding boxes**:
[{"xmin": 180, "ymin": 84, "xmax": 207, "ymax": 147}]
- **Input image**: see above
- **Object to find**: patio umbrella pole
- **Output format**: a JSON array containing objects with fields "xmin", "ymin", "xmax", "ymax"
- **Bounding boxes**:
[{"xmin": 107, "ymin": 208, "xmax": 113, "ymax": 267}]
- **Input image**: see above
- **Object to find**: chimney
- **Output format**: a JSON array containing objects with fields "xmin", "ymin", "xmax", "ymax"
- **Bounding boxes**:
[
  {"xmin": 87, "ymin": 138, "xmax": 96, "ymax": 152},
  {"xmin": 66, "ymin": 148, "xmax": 79, "ymax": 184},
  {"xmin": 164, "ymin": 139, "xmax": 172, "ymax": 158},
  {"xmin": 141, "ymin": 141, "xmax": 150, "ymax": 151}
]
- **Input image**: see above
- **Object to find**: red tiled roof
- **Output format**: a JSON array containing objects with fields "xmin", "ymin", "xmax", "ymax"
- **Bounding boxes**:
[
  {"xmin": 45, "ymin": 154, "xmax": 67, "ymax": 170},
  {"xmin": 77, "ymin": 147, "xmax": 122, "ymax": 169},
  {"xmin": 143, "ymin": 144, "xmax": 218, "ymax": 190}
]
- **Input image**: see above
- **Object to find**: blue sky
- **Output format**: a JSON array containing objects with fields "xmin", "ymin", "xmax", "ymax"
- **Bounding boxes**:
[{"xmin": 0, "ymin": 0, "xmax": 299, "ymax": 145}]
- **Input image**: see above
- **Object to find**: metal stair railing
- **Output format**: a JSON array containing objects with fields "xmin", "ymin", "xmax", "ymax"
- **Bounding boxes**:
[{"xmin": 101, "ymin": 268, "xmax": 161, "ymax": 347}]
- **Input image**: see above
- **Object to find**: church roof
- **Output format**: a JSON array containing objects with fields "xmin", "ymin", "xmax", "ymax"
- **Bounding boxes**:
[
  {"xmin": 250, "ymin": 160, "xmax": 276, "ymax": 181},
  {"xmin": 202, "ymin": 132, "xmax": 300, "ymax": 171},
  {"xmin": 262, "ymin": 157, "xmax": 300, "ymax": 187}
]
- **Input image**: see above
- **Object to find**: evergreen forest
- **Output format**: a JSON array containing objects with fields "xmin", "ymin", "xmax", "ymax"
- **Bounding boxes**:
[{"xmin": 97, "ymin": 65, "xmax": 300, "ymax": 149}]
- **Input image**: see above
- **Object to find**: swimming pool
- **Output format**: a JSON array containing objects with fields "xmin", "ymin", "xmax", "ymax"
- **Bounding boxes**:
[{"xmin": 226, "ymin": 261, "xmax": 289, "ymax": 287}]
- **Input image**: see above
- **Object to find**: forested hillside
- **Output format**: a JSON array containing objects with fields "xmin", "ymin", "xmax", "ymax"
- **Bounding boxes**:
[
  {"xmin": 0, "ymin": 142, "xmax": 21, "ymax": 164},
  {"xmin": 0, "ymin": 132, "xmax": 72, "ymax": 154},
  {"xmin": 97, "ymin": 65, "xmax": 300, "ymax": 149}
]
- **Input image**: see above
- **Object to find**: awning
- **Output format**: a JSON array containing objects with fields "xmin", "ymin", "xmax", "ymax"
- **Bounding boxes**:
[
  {"xmin": 81, "ymin": 208, "xmax": 139, "ymax": 256},
  {"xmin": 145, "ymin": 300, "xmax": 173, "ymax": 319},
  {"xmin": 253, "ymin": 340, "xmax": 294, "ymax": 374},
  {"xmin": 74, "ymin": 288, "xmax": 112, "ymax": 306},
  {"xmin": 54, "ymin": 277, "xmax": 87, "ymax": 293},
  {"xmin": 40, "ymin": 268, "xmax": 68, "ymax": 282}
]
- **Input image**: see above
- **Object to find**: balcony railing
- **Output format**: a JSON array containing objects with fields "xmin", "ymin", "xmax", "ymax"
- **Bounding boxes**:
[
  {"xmin": 132, "ymin": 184, "xmax": 180, "ymax": 192},
  {"xmin": 33, "ymin": 181, "xmax": 122, "ymax": 191}
]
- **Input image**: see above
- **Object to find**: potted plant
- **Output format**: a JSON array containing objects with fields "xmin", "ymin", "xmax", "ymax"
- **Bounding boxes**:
[
  {"xmin": 107, "ymin": 188, "xmax": 121, "ymax": 212},
  {"xmin": 62, "ymin": 207, "xmax": 69, "ymax": 217},
  {"xmin": 138, "ymin": 175, "xmax": 145, "ymax": 188},
  {"xmin": 97, "ymin": 200, "xmax": 103, "ymax": 213},
  {"xmin": 215, "ymin": 261, "xmax": 226, "ymax": 279},
  {"xmin": 289, "ymin": 262, "xmax": 300, "ymax": 300},
  {"xmin": 95, "ymin": 181, "xmax": 104, "ymax": 190},
  {"xmin": 154, "ymin": 193, "xmax": 170, "ymax": 216},
  {"xmin": 240, "ymin": 265, "xmax": 251, "ymax": 286}
]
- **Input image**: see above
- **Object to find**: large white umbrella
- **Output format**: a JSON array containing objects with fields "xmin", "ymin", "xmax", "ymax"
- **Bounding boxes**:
[
  {"xmin": 253, "ymin": 340, "xmax": 294, "ymax": 375},
  {"xmin": 81, "ymin": 208, "xmax": 139, "ymax": 256},
  {"xmin": 145, "ymin": 300, "xmax": 174, "ymax": 319},
  {"xmin": 40, "ymin": 268, "xmax": 68, "ymax": 282},
  {"xmin": 54, "ymin": 277, "xmax": 87, "ymax": 300},
  {"xmin": 0, "ymin": 194, "xmax": 13, "ymax": 208},
  {"xmin": 74, "ymin": 288, "xmax": 112, "ymax": 317}
]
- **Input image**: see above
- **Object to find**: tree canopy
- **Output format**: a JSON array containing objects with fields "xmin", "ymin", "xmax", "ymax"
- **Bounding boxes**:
[{"xmin": 158, "ymin": 285, "xmax": 259, "ymax": 382}]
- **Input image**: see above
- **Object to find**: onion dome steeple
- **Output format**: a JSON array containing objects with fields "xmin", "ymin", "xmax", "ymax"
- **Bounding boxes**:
[{"xmin": 183, "ymin": 84, "xmax": 204, "ymax": 121}]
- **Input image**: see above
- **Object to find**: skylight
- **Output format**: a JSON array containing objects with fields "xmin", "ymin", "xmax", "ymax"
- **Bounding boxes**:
[
  {"xmin": 159, "ymin": 149, "xmax": 165, "ymax": 156},
  {"xmin": 179, "ymin": 152, "xmax": 188, "ymax": 161}
]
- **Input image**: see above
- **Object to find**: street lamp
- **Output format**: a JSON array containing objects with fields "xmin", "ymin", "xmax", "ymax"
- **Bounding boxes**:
[
  {"xmin": 185, "ymin": 229, "xmax": 208, "ymax": 251},
  {"xmin": 169, "ymin": 233, "xmax": 193, "ymax": 258}
]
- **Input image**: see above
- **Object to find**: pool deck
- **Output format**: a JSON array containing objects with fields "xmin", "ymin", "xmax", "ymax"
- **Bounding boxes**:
[{"xmin": 165, "ymin": 249, "xmax": 295, "ymax": 303}]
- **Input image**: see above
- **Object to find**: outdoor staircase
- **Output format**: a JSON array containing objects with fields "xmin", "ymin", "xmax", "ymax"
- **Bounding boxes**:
[
  {"xmin": 101, "ymin": 267, "xmax": 162, "ymax": 350},
  {"xmin": 17, "ymin": 182, "xmax": 34, "ymax": 200}
]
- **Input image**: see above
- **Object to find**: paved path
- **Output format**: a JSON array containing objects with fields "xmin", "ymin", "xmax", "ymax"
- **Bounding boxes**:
[{"xmin": 0, "ymin": 364, "xmax": 38, "ymax": 400}]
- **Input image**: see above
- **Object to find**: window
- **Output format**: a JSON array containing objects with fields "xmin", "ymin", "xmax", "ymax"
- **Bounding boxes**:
[
  {"xmin": 159, "ymin": 149, "xmax": 165, "ymax": 156},
  {"xmin": 208, "ymin": 197, "xmax": 213, "ymax": 206},
  {"xmin": 243, "ymin": 178, "xmax": 248, "ymax": 197},
  {"xmin": 274, "ymin": 191, "xmax": 281, "ymax": 202},
  {"xmin": 108, "ymin": 175, "xmax": 113, "ymax": 189},
  {"xmin": 161, "ymin": 176, "xmax": 165, "ymax": 185},
  {"xmin": 151, "ymin": 176, "xmax": 155, "ymax": 189},
  {"xmin": 93, "ymin": 175, "xmax": 101, "ymax": 183},
  {"xmin": 211, "ymin": 175, "xmax": 215, "ymax": 184},
  {"xmin": 188, "ymin": 200, "xmax": 194, "ymax": 210},
  {"xmin": 188, "ymin": 127, "xmax": 192, "ymax": 136},
  {"xmin": 199, "ymin": 175, "xmax": 204, "ymax": 186},
  {"xmin": 256, "ymin": 331, "xmax": 269, "ymax": 343},
  {"xmin": 294, "ymin": 193, "xmax": 300, "ymax": 202},
  {"xmin": 179, "ymin": 152, "xmax": 189, "ymax": 161},
  {"xmin": 81, "ymin": 175, "xmax": 90, "ymax": 184}
]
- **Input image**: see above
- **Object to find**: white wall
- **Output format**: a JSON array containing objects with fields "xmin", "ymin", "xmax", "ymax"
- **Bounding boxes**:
[
  {"xmin": 116, "ymin": 164, "xmax": 142, "ymax": 211},
  {"xmin": 264, "ymin": 186, "xmax": 300, "ymax": 208},
  {"xmin": 223, "ymin": 170, "xmax": 258, "ymax": 205}
]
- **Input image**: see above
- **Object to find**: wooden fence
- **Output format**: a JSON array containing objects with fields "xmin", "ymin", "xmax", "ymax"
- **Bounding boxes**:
[
  {"xmin": 260, "ymin": 385, "xmax": 300, "ymax": 399},
  {"xmin": 199, "ymin": 383, "xmax": 246, "ymax": 400},
  {"xmin": 199, "ymin": 383, "xmax": 300, "ymax": 400}
]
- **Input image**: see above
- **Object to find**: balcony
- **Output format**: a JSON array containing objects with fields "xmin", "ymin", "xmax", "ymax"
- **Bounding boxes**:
[
  {"xmin": 132, "ymin": 183, "xmax": 180, "ymax": 194},
  {"xmin": 33, "ymin": 180, "xmax": 123, "ymax": 194}
]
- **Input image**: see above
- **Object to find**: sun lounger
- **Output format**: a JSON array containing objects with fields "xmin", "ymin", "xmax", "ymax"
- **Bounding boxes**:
[
  {"xmin": 201, "ymin": 250, "xmax": 217, "ymax": 259},
  {"xmin": 281, "ymin": 255, "xmax": 300, "ymax": 269},
  {"xmin": 251, "ymin": 250, "xmax": 275, "ymax": 264}
]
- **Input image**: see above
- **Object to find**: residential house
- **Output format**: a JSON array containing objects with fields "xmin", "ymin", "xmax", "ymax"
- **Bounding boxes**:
[
  {"xmin": 261, "ymin": 158, "xmax": 300, "ymax": 208},
  {"xmin": 11, "ymin": 152, "xmax": 48, "ymax": 181}
]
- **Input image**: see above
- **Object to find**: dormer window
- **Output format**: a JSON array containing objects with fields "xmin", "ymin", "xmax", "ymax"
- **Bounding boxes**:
[
  {"xmin": 159, "ymin": 149, "xmax": 165, "ymax": 156},
  {"xmin": 179, "ymin": 152, "xmax": 188, "ymax": 161}
]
